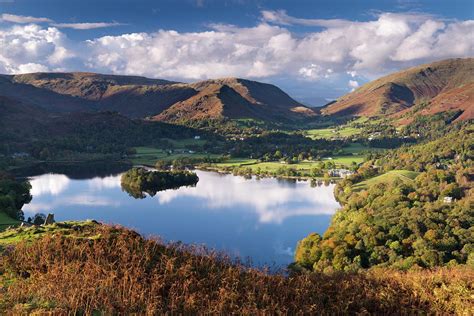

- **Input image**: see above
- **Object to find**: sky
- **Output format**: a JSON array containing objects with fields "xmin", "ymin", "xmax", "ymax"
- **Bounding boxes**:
[{"xmin": 0, "ymin": 0, "xmax": 473, "ymax": 106}]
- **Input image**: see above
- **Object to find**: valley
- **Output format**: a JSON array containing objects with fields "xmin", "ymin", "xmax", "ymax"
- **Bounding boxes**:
[{"xmin": 0, "ymin": 57, "xmax": 472, "ymax": 314}]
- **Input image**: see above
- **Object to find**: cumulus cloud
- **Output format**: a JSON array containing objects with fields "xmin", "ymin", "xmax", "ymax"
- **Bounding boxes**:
[
  {"xmin": 0, "ymin": 24, "xmax": 75, "ymax": 73},
  {"xmin": 83, "ymin": 12, "xmax": 473, "ymax": 80},
  {"xmin": 0, "ymin": 11, "xmax": 472, "ymax": 87}
]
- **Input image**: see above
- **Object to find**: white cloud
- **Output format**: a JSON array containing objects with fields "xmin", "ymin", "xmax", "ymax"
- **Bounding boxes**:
[
  {"xmin": 0, "ymin": 13, "xmax": 53, "ymax": 24},
  {"xmin": 1, "ymin": 13, "xmax": 122, "ymax": 30},
  {"xmin": 347, "ymin": 71, "xmax": 357, "ymax": 77},
  {"xmin": 0, "ymin": 11, "xmax": 472, "ymax": 91},
  {"xmin": 348, "ymin": 79, "xmax": 359, "ymax": 91},
  {"xmin": 392, "ymin": 20, "xmax": 445, "ymax": 61},
  {"xmin": 51, "ymin": 22, "xmax": 123, "ymax": 30},
  {"xmin": 0, "ymin": 24, "xmax": 74, "ymax": 73},
  {"xmin": 298, "ymin": 64, "xmax": 334, "ymax": 80},
  {"xmin": 348, "ymin": 79, "xmax": 359, "ymax": 87},
  {"xmin": 261, "ymin": 10, "xmax": 354, "ymax": 28}
]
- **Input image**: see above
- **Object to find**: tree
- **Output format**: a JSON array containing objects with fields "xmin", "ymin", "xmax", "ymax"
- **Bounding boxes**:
[
  {"xmin": 32, "ymin": 213, "xmax": 46, "ymax": 225},
  {"xmin": 0, "ymin": 173, "xmax": 31, "ymax": 220}
]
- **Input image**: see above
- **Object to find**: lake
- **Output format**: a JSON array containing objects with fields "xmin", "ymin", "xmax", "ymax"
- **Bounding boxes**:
[{"xmin": 22, "ymin": 169, "xmax": 340, "ymax": 267}]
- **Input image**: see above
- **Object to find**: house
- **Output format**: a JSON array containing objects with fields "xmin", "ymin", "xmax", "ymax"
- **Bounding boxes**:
[
  {"xmin": 194, "ymin": 136, "xmax": 201, "ymax": 140},
  {"xmin": 329, "ymin": 169, "xmax": 354, "ymax": 178},
  {"xmin": 443, "ymin": 196, "xmax": 453, "ymax": 203}
]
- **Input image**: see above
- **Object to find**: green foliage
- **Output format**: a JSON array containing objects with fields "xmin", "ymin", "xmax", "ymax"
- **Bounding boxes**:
[
  {"xmin": 0, "ymin": 172, "xmax": 31, "ymax": 221},
  {"xmin": 295, "ymin": 123, "xmax": 474, "ymax": 271},
  {"xmin": 229, "ymin": 131, "xmax": 343, "ymax": 160},
  {"xmin": 120, "ymin": 167, "xmax": 199, "ymax": 198}
]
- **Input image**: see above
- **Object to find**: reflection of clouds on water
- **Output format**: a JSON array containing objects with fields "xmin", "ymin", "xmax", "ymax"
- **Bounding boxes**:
[
  {"xmin": 23, "ymin": 170, "xmax": 337, "ymax": 265},
  {"xmin": 23, "ymin": 193, "xmax": 120, "ymax": 214},
  {"xmin": 24, "ymin": 173, "xmax": 121, "ymax": 214},
  {"xmin": 156, "ymin": 171, "xmax": 340, "ymax": 224},
  {"xmin": 274, "ymin": 243, "xmax": 294, "ymax": 257},
  {"xmin": 29, "ymin": 174, "xmax": 70, "ymax": 196},
  {"xmin": 88, "ymin": 175, "xmax": 121, "ymax": 190},
  {"xmin": 25, "ymin": 170, "xmax": 339, "ymax": 224}
]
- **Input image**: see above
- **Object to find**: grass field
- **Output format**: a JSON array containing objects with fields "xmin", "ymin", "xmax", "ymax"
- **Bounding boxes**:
[
  {"xmin": 210, "ymin": 155, "xmax": 364, "ymax": 175},
  {"xmin": 132, "ymin": 147, "xmax": 221, "ymax": 166},
  {"xmin": 306, "ymin": 127, "xmax": 361, "ymax": 139},
  {"xmin": 353, "ymin": 170, "xmax": 420, "ymax": 191},
  {"xmin": 323, "ymin": 155, "xmax": 365, "ymax": 165},
  {"xmin": 210, "ymin": 158, "xmax": 257, "ymax": 167}
]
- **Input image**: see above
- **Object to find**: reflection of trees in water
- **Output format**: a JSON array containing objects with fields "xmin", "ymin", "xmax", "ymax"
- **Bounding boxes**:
[
  {"xmin": 12, "ymin": 161, "xmax": 132, "ymax": 179},
  {"xmin": 120, "ymin": 168, "xmax": 199, "ymax": 199},
  {"xmin": 310, "ymin": 179, "xmax": 331, "ymax": 187}
]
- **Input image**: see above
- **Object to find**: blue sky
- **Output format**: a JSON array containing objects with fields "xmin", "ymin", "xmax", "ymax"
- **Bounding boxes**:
[{"xmin": 0, "ymin": 0, "xmax": 473, "ymax": 105}]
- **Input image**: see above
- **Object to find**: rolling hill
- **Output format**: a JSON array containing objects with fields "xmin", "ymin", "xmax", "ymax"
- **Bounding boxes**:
[
  {"xmin": 154, "ymin": 78, "xmax": 315, "ymax": 123},
  {"xmin": 0, "ymin": 72, "xmax": 315, "ymax": 121},
  {"xmin": 322, "ymin": 58, "xmax": 474, "ymax": 123},
  {"xmin": 5, "ymin": 72, "xmax": 196, "ymax": 118}
]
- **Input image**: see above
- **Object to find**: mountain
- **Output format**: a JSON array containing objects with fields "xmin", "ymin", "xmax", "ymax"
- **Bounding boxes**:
[
  {"xmin": 0, "ymin": 74, "xmax": 97, "ymax": 113},
  {"xmin": 1, "ymin": 73, "xmax": 315, "ymax": 121},
  {"xmin": 153, "ymin": 78, "xmax": 315, "ymax": 123},
  {"xmin": 322, "ymin": 58, "xmax": 474, "ymax": 123},
  {"xmin": 4, "ymin": 72, "xmax": 196, "ymax": 118}
]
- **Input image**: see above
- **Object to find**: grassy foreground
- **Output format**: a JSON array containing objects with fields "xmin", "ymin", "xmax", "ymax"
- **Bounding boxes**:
[{"xmin": 0, "ymin": 222, "xmax": 472, "ymax": 314}]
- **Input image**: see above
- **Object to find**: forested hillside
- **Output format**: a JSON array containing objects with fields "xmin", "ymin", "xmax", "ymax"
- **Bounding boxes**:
[{"xmin": 295, "ymin": 123, "xmax": 473, "ymax": 271}]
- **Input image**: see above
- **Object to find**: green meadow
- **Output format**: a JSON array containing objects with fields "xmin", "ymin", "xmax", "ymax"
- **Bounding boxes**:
[{"xmin": 353, "ymin": 170, "xmax": 420, "ymax": 191}]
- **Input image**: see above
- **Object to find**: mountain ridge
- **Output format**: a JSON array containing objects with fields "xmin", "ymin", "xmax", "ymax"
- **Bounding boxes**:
[
  {"xmin": 154, "ymin": 77, "xmax": 315, "ymax": 122},
  {"xmin": 1, "ymin": 72, "xmax": 315, "ymax": 121},
  {"xmin": 322, "ymin": 58, "xmax": 474, "ymax": 123}
]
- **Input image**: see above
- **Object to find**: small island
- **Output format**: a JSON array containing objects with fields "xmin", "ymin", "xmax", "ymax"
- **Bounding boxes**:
[{"xmin": 121, "ymin": 167, "xmax": 199, "ymax": 199}]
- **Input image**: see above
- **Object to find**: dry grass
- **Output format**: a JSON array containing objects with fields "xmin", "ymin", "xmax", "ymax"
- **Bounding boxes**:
[{"xmin": 0, "ymin": 223, "xmax": 472, "ymax": 314}]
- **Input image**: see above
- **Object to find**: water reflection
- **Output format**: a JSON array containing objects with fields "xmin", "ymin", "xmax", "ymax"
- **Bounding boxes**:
[
  {"xmin": 157, "ymin": 172, "xmax": 338, "ymax": 224},
  {"xmin": 23, "ymin": 169, "xmax": 340, "ymax": 266},
  {"xmin": 30, "ymin": 174, "xmax": 71, "ymax": 196}
]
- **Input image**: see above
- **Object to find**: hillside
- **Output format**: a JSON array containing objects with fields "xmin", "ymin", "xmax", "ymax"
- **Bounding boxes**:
[
  {"xmin": 0, "ymin": 74, "xmax": 96, "ymax": 113},
  {"xmin": 322, "ymin": 58, "xmax": 474, "ymax": 123},
  {"xmin": 154, "ymin": 78, "xmax": 315, "ymax": 123},
  {"xmin": 5, "ymin": 72, "xmax": 196, "ymax": 118},
  {"xmin": 0, "ymin": 221, "xmax": 471, "ymax": 314},
  {"xmin": 1, "ymin": 73, "xmax": 315, "ymax": 121},
  {"xmin": 0, "ymin": 96, "xmax": 49, "ymax": 142}
]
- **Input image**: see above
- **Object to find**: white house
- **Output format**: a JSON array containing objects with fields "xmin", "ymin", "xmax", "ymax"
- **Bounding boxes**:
[
  {"xmin": 443, "ymin": 196, "xmax": 453, "ymax": 203},
  {"xmin": 329, "ymin": 169, "xmax": 354, "ymax": 178}
]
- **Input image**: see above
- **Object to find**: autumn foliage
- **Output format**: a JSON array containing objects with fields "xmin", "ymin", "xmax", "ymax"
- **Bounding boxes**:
[{"xmin": 0, "ymin": 223, "xmax": 472, "ymax": 314}]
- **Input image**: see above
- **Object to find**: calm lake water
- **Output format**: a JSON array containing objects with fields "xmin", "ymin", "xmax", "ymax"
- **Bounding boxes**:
[{"xmin": 22, "ymin": 169, "xmax": 340, "ymax": 266}]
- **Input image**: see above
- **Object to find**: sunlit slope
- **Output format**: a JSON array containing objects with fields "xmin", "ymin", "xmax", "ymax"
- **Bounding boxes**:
[{"xmin": 322, "ymin": 58, "xmax": 474, "ymax": 123}]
